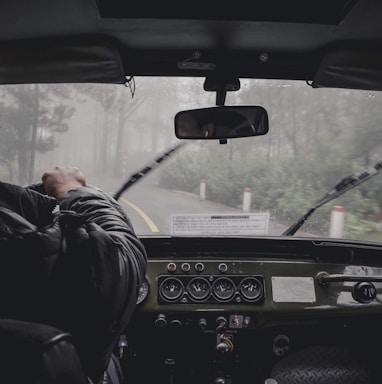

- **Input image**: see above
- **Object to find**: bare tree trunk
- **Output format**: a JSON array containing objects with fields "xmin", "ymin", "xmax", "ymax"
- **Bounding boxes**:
[
  {"xmin": 28, "ymin": 84, "xmax": 39, "ymax": 182},
  {"xmin": 17, "ymin": 127, "xmax": 28, "ymax": 185},
  {"xmin": 6, "ymin": 162, "xmax": 13, "ymax": 182},
  {"xmin": 114, "ymin": 109, "xmax": 125, "ymax": 177},
  {"xmin": 99, "ymin": 111, "xmax": 109, "ymax": 172}
]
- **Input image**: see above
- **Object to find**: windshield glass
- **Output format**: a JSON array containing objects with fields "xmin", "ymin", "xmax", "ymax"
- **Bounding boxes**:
[{"xmin": 1, "ymin": 77, "xmax": 382, "ymax": 241}]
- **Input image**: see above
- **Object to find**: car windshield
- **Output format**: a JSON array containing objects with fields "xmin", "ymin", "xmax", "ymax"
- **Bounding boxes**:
[{"xmin": 1, "ymin": 77, "xmax": 382, "ymax": 241}]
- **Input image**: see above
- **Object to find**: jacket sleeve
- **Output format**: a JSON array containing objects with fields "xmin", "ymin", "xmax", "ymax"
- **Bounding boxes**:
[
  {"xmin": 59, "ymin": 185, "xmax": 147, "ymax": 285},
  {"xmin": 57, "ymin": 185, "xmax": 147, "ymax": 380}
]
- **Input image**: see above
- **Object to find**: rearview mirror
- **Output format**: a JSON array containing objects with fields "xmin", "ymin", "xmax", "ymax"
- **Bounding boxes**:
[{"xmin": 174, "ymin": 106, "xmax": 269, "ymax": 140}]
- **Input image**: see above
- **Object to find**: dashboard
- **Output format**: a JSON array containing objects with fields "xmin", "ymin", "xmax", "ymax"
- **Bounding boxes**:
[
  {"xmin": 123, "ymin": 236, "xmax": 382, "ymax": 384},
  {"xmin": 136, "ymin": 236, "xmax": 382, "ymax": 323}
]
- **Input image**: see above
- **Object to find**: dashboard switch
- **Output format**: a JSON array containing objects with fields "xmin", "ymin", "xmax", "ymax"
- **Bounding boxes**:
[
  {"xmin": 195, "ymin": 262, "xmax": 204, "ymax": 272},
  {"xmin": 181, "ymin": 263, "xmax": 191, "ymax": 272},
  {"xmin": 273, "ymin": 334, "xmax": 290, "ymax": 356},
  {"xmin": 352, "ymin": 281, "xmax": 377, "ymax": 303},
  {"xmin": 167, "ymin": 262, "xmax": 177, "ymax": 272},
  {"xmin": 155, "ymin": 314, "xmax": 168, "ymax": 328},
  {"xmin": 218, "ymin": 263, "xmax": 228, "ymax": 273},
  {"xmin": 216, "ymin": 316, "xmax": 227, "ymax": 334},
  {"xmin": 170, "ymin": 319, "xmax": 183, "ymax": 327},
  {"xmin": 229, "ymin": 314, "xmax": 244, "ymax": 328},
  {"xmin": 198, "ymin": 318, "xmax": 208, "ymax": 330}
]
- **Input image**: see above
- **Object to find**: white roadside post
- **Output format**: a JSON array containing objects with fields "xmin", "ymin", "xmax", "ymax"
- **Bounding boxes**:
[
  {"xmin": 243, "ymin": 187, "xmax": 252, "ymax": 212},
  {"xmin": 200, "ymin": 179, "xmax": 206, "ymax": 200},
  {"xmin": 329, "ymin": 205, "xmax": 345, "ymax": 238}
]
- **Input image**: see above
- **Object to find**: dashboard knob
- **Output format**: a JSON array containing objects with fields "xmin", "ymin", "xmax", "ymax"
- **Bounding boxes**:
[
  {"xmin": 216, "ymin": 316, "xmax": 227, "ymax": 334},
  {"xmin": 170, "ymin": 319, "xmax": 182, "ymax": 327},
  {"xmin": 154, "ymin": 314, "xmax": 168, "ymax": 328},
  {"xmin": 352, "ymin": 281, "xmax": 377, "ymax": 303},
  {"xmin": 198, "ymin": 318, "xmax": 208, "ymax": 330},
  {"xmin": 216, "ymin": 342, "xmax": 230, "ymax": 353},
  {"xmin": 273, "ymin": 334, "xmax": 290, "ymax": 356}
]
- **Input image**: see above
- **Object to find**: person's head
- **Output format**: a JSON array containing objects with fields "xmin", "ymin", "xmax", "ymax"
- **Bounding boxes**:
[{"xmin": 176, "ymin": 112, "xmax": 214, "ymax": 138}]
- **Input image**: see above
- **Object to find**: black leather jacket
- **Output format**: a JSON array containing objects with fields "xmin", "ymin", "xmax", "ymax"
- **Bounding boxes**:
[{"xmin": 0, "ymin": 181, "xmax": 147, "ymax": 383}]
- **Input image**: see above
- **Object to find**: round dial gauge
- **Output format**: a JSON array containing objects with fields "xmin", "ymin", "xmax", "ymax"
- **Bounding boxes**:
[
  {"xmin": 137, "ymin": 279, "xmax": 150, "ymax": 304},
  {"xmin": 239, "ymin": 277, "xmax": 263, "ymax": 301},
  {"xmin": 159, "ymin": 277, "xmax": 184, "ymax": 301},
  {"xmin": 187, "ymin": 277, "xmax": 211, "ymax": 301},
  {"xmin": 212, "ymin": 277, "xmax": 235, "ymax": 301}
]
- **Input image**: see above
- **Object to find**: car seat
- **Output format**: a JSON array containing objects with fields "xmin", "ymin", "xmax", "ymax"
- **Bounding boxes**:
[{"xmin": 0, "ymin": 318, "xmax": 89, "ymax": 384}]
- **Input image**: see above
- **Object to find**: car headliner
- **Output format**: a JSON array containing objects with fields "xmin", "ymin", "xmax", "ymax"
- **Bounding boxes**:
[{"xmin": 0, "ymin": 0, "xmax": 382, "ymax": 89}]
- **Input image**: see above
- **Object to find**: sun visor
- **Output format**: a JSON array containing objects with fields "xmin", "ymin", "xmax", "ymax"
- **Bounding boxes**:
[
  {"xmin": 312, "ymin": 44, "xmax": 382, "ymax": 91},
  {"xmin": 0, "ymin": 37, "xmax": 126, "ymax": 84}
]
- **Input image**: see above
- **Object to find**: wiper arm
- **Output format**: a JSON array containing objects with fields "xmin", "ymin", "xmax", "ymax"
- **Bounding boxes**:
[
  {"xmin": 113, "ymin": 142, "xmax": 186, "ymax": 201},
  {"xmin": 282, "ymin": 160, "xmax": 382, "ymax": 236}
]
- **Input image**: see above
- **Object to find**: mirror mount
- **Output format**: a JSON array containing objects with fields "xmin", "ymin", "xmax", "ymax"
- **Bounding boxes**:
[{"xmin": 203, "ymin": 75, "xmax": 241, "ymax": 106}]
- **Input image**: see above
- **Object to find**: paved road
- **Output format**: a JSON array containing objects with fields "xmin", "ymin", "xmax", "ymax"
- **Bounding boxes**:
[{"xmin": 104, "ymin": 178, "xmax": 292, "ymax": 236}]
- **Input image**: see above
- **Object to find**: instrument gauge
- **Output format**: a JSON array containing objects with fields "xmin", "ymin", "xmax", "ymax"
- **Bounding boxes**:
[
  {"xmin": 136, "ymin": 278, "xmax": 150, "ymax": 304},
  {"xmin": 159, "ymin": 277, "xmax": 184, "ymax": 301},
  {"xmin": 239, "ymin": 277, "xmax": 263, "ymax": 301},
  {"xmin": 212, "ymin": 277, "xmax": 235, "ymax": 301},
  {"xmin": 187, "ymin": 277, "xmax": 211, "ymax": 301}
]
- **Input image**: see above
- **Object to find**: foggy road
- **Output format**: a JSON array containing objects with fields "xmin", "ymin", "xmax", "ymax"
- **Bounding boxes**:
[
  {"xmin": 106, "ymin": 179, "xmax": 290, "ymax": 236},
  {"xmin": 118, "ymin": 182, "xmax": 242, "ymax": 235}
]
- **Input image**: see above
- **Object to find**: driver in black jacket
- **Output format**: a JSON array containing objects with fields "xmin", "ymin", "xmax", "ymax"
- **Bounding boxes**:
[{"xmin": 0, "ymin": 166, "xmax": 147, "ymax": 384}]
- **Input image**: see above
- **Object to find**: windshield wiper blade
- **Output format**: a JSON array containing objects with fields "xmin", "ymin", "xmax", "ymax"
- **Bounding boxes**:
[
  {"xmin": 282, "ymin": 160, "xmax": 382, "ymax": 236},
  {"xmin": 113, "ymin": 142, "xmax": 186, "ymax": 201}
]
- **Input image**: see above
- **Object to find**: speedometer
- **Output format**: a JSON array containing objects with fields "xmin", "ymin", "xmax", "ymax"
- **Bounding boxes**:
[{"xmin": 136, "ymin": 278, "xmax": 150, "ymax": 304}]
